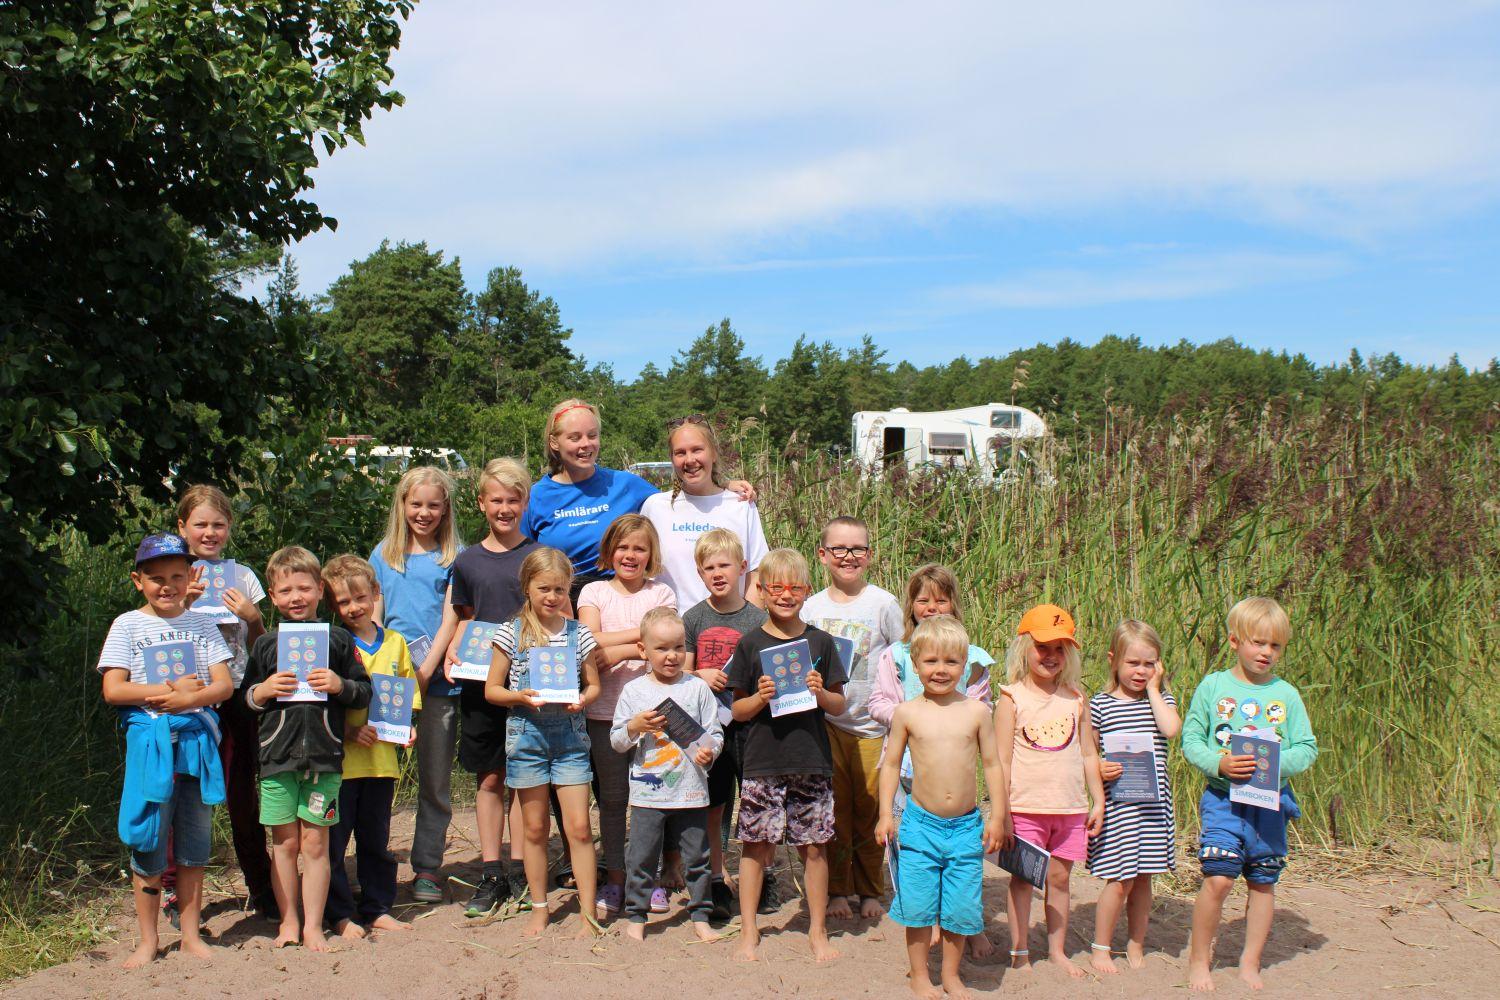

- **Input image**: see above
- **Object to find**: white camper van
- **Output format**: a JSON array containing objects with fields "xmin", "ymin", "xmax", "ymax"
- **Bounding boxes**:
[{"xmin": 850, "ymin": 403, "xmax": 1047, "ymax": 480}]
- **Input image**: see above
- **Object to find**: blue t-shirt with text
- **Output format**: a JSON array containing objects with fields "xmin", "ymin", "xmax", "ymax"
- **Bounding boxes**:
[{"xmin": 521, "ymin": 467, "xmax": 659, "ymax": 576}]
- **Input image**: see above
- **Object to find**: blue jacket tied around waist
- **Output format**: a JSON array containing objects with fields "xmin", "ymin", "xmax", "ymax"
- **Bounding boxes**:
[{"xmin": 117, "ymin": 707, "xmax": 225, "ymax": 852}]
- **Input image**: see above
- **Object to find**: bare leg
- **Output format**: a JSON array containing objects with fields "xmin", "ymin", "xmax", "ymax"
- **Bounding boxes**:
[
  {"xmin": 939, "ymin": 928, "xmax": 972, "ymax": 999},
  {"xmin": 556, "ymin": 783, "xmax": 599, "ymax": 937},
  {"xmin": 268, "ymin": 822, "xmax": 302, "ymax": 947},
  {"xmin": 475, "ymin": 770, "xmax": 505, "ymax": 865},
  {"xmin": 507, "ymin": 788, "xmax": 526, "ymax": 865},
  {"xmin": 1091, "ymin": 877, "xmax": 1130, "ymax": 974},
  {"xmin": 1238, "ymin": 882, "xmax": 1274, "ymax": 990},
  {"xmin": 965, "ymin": 931, "xmax": 994, "ymax": 959},
  {"xmin": 905, "ymin": 926, "xmax": 941, "ymax": 1000},
  {"xmin": 518, "ymin": 788, "xmax": 552, "ymax": 936},
  {"xmin": 734, "ymin": 843, "xmax": 773, "ymax": 961},
  {"xmin": 799, "ymin": 843, "xmax": 840, "ymax": 961},
  {"xmin": 122, "ymin": 874, "xmax": 161, "ymax": 968},
  {"xmin": 1006, "ymin": 874, "xmax": 1032, "ymax": 971},
  {"xmin": 299, "ymin": 823, "xmax": 332, "ymax": 952},
  {"xmin": 706, "ymin": 804, "xmax": 726, "ymax": 879},
  {"xmin": 1187, "ymin": 875, "xmax": 1234, "ymax": 992},
  {"xmin": 1124, "ymin": 875, "xmax": 1153, "ymax": 968},
  {"xmin": 1042, "ymin": 858, "xmax": 1084, "ymax": 978},
  {"xmin": 175, "ymin": 867, "xmax": 212, "ymax": 960}
]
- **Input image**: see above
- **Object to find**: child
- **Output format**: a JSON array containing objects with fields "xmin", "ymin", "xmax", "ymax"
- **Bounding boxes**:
[
  {"xmin": 445, "ymin": 458, "xmax": 537, "ymax": 915},
  {"xmin": 682, "ymin": 528, "xmax": 768, "ymax": 918},
  {"xmin": 1184, "ymin": 597, "xmax": 1318, "ymax": 992},
  {"xmin": 176, "ymin": 485, "xmax": 274, "ymax": 921},
  {"xmin": 322, "ymin": 554, "xmax": 421, "ymax": 938},
  {"xmin": 99, "ymin": 533, "xmax": 233, "ymax": 968},
  {"xmin": 610, "ymin": 607, "xmax": 724, "ymax": 941},
  {"xmin": 802, "ymin": 515, "xmax": 903, "ymax": 921},
  {"xmin": 243, "ymin": 546, "xmax": 372, "ymax": 952},
  {"xmin": 577, "ymin": 514, "xmax": 676, "ymax": 917},
  {"xmin": 877, "ymin": 616, "xmax": 1008, "ymax": 1000},
  {"xmin": 727, "ymin": 547, "xmax": 849, "ymax": 963},
  {"xmin": 368, "ymin": 466, "xmax": 461, "ymax": 904},
  {"xmin": 484, "ymin": 546, "xmax": 604, "ymax": 937},
  {"xmin": 994, "ymin": 604, "xmax": 1106, "ymax": 978},
  {"xmin": 1087, "ymin": 620, "xmax": 1181, "ymax": 974}
]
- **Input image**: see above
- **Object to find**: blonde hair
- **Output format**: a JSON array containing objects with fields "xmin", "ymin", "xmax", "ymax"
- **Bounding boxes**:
[
  {"xmin": 517, "ymin": 547, "xmax": 574, "ymax": 653},
  {"xmin": 694, "ymin": 527, "xmax": 744, "ymax": 567},
  {"xmin": 266, "ymin": 545, "xmax": 321, "ymax": 586},
  {"xmin": 756, "ymin": 547, "xmax": 811, "ymax": 589},
  {"xmin": 639, "ymin": 606, "xmax": 684, "ymax": 643},
  {"xmin": 544, "ymin": 398, "xmax": 602, "ymax": 475},
  {"xmin": 476, "ymin": 457, "xmax": 530, "ymax": 505},
  {"xmin": 380, "ymin": 466, "xmax": 459, "ymax": 572},
  {"xmin": 1227, "ymin": 596, "xmax": 1291, "ymax": 646},
  {"xmin": 909, "ymin": 615, "xmax": 969, "ymax": 665},
  {"xmin": 321, "ymin": 553, "xmax": 378, "ymax": 601},
  {"xmin": 901, "ymin": 564, "xmax": 965, "ymax": 642},
  {"xmin": 1004, "ymin": 631, "xmax": 1083, "ymax": 691},
  {"xmin": 1104, "ymin": 619, "xmax": 1166, "ymax": 694},
  {"xmin": 597, "ymin": 513, "xmax": 662, "ymax": 576},
  {"xmin": 176, "ymin": 484, "xmax": 233, "ymax": 534},
  {"xmin": 667, "ymin": 417, "xmax": 728, "ymax": 500},
  {"xmin": 820, "ymin": 514, "xmax": 869, "ymax": 546}
]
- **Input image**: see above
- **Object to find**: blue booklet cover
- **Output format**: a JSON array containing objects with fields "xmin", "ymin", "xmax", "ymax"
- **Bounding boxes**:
[
  {"xmin": 145, "ymin": 640, "xmax": 197, "ymax": 686},
  {"xmin": 192, "ymin": 558, "xmax": 239, "ymax": 623},
  {"xmin": 276, "ymin": 622, "xmax": 329, "ymax": 702},
  {"xmin": 761, "ymin": 638, "xmax": 816, "ymax": 717},
  {"xmin": 831, "ymin": 635, "xmax": 855, "ymax": 676},
  {"xmin": 369, "ymin": 674, "xmax": 416, "ymax": 743},
  {"xmin": 1228, "ymin": 731, "xmax": 1281, "ymax": 810},
  {"xmin": 453, "ymin": 621, "xmax": 502, "ymax": 682},
  {"xmin": 987, "ymin": 835, "xmax": 1051, "ymax": 891},
  {"xmin": 532, "ymin": 644, "xmax": 580, "ymax": 704},
  {"xmin": 1102, "ymin": 731, "xmax": 1161, "ymax": 804}
]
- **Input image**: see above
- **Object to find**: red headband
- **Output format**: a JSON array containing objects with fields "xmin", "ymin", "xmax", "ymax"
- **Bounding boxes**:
[{"xmin": 553, "ymin": 403, "xmax": 594, "ymax": 422}]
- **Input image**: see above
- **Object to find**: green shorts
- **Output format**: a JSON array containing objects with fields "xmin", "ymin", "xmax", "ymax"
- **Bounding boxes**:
[{"xmin": 259, "ymin": 771, "xmax": 343, "ymax": 827}]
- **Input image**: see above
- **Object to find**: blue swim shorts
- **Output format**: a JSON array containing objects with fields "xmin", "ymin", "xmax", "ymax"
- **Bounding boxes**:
[
  {"xmin": 887, "ymin": 798, "xmax": 984, "ymax": 936},
  {"xmin": 1198, "ymin": 784, "xmax": 1301, "ymax": 885}
]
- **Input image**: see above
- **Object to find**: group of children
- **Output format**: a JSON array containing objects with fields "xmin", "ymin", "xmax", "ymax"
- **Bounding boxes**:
[{"xmin": 101, "ymin": 467, "xmax": 1317, "ymax": 996}]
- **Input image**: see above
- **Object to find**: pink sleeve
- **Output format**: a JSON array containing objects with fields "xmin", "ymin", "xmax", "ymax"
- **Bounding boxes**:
[
  {"xmin": 652, "ymin": 580, "xmax": 677, "ymax": 611},
  {"xmin": 965, "ymin": 667, "xmax": 994, "ymax": 706},
  {"xmin": 868, "ymin": 648, "xmax": 902, "ymax": 729}
]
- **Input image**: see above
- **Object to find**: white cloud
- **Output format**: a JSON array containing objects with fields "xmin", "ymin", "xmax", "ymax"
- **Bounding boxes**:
[{"xmin": 296, "ymin": 0, "xmax": 1500, "ymax": 282}]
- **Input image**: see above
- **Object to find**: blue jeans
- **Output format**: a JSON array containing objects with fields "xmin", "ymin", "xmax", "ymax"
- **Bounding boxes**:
[
  {"xmin": 505, "ymin": 709, "xmax": 592, "ymax": 789},
  {"xmin": 1198, "ymin": 785, "xmax": 1300, "ymax": 885},
  {"xmin": 131, "ymin": 776, "xmax": 213, "ymax": 877}
]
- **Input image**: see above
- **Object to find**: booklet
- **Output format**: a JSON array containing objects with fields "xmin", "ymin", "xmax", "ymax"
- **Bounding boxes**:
[
  {"xmin": 406, "ymin": 633, "xmax": 433, "ymax": 670},
  {"xmin": 144, "ymin": 640, "xmax": 197, "ymax": 686},
  {"xmin": 986, "ymin": 835, "xmax": 1050, "ymax": 891},
  {"xmin": 532, "ymin": 644, "xmax": 580, "ymax": 704},
  {"xmin": 451, "ymin": 621, "xmax": 502, "ymax": 682},
  {"xmin": 192, "ymin": 558, "xmax": 240, "ymax": 624},
  {"xmin": 1228, "ymin": 730, "xmax": 1282, "ymax": 810},
  {"xmin": 1102, "ymin": 730, "xmax": 1161, "ymax": 804},
  {"xmin": 369, "ymin": 674, "xmax": 416, "ymax": 744},
  {"xmin": 276, "ymin": 622, "xmax": 329, "ymax": 702},
  {"xmin": 831, "ymin": 635, "xmax": 855, "ymax": 676},
  {"xmin": 761, "ymin": 638, "xmax": 817, "ymax": 717},
  {"xmin": 653, "ymin": 696, "xmax": 707, "ymax": 753}
]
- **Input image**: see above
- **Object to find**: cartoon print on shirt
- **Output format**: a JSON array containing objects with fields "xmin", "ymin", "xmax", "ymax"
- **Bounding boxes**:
[
  {"xmin": 1215, "ymin": 696, "xmax": 1238, "ymax": 720},
  {"xmin": 1240, "ymin": 698, "xmax": 1262, "ymax": 722},
  {"xmin": 1265, "ymin": 700, "xmax": 1287, "ymax": 726},
  {"xmin": 632, "ymin": 734, "xmax": 686, "ymax": 793},
  {"xmin": 1214, "ymin": 723, "xmax": 1233, "ymax": 752},
  {"xmin": 812, "ymin": 619, "xmax": 874, "ymax": 682},
  {"xmin": 1021, "ymin": 710, "xmax": 1077, "ymax": 752}
]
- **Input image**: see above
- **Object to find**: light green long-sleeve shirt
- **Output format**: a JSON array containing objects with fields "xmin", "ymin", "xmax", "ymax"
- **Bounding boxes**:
[{"xmin": 1181, "ymin": 669, "xmax": 1318, "ymax": 791}]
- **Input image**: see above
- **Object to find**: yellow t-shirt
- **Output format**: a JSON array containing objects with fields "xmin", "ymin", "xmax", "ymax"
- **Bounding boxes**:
[{"xmin": 344, "ymin": 627, "xmax": 421, "ymax": 780}]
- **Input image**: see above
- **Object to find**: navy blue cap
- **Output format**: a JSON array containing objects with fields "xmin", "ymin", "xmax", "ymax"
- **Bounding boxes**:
[{"xmin": 134, "ymin": 532, "xmax": 191, "ymax": 566}]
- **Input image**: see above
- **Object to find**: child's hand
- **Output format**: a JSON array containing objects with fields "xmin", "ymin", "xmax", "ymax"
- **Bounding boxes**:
[
  {"xmin": 1100, "ymin": 759, "xmax": 1124, "ymax": 782},
  {"xmin": 755, "ymin": 674, "xmax": 776, "ymax": 702},
  {"xmin": 307, "ymin": 668, "xmax": 344, "ymax": 695},
  {"xmin": 982, "ymin": 816, "xmax": 1005, "ymax": 854},
  {"xmin": 168, "ymin": 675, "xmax": 206, "ymax": 695},
  {"xmin": 999, "ymin": 813, "xmax": 1014, "ymax": 851},
  {"xmin": 519, "ymin": 688, "xmax": 545, "ymax": 709},
  {"xmin": 184, "ymin": 565, "xmax": 207, "ymax": 608},
  {"xmin": 354, "ymin": 724, "xmax": 378, "ymax": 747},
  {"xmin": 696, "ymin": 667, "xmax": 729, "ymax": 692},
  {"xmin": 805, "ymin": 669, "xmax": 824, "ymax": 694},
  {"xmin": 693, "ymin": 744, "xmax": 714, "ymax": 767},
  {"xmin": 151, "ymin": 685, "xmax": 200, "ymax": 714},
  {"xmin": 1218, "ymin": 753, "xmax": 1256, "ymax": 781},
  {"xmin": 223, "ymin": 588, "xmax": 262, "ymax": 627},
  {"xmin": 259, "ymin": 671, "xmax": 300, "ymax": 702},
  {"xmin": 405, "ymin": 725, "xmax": 418, "ymax": 749},
  {"xmin": 1087, "ymin": 804, "xmax": 1105, "ymax": 837},
  {"xmin": 1146, "ymin": 663, "xmax": 1165, "ymax": 693},
  {"xmin": 629, "ymin": 709, "xmax": 666, "ymax": 737},
  {"xmin": 727, "ymin": 478, "xmax": 757, "ymax": 502},
  {"xmin": 875, "ymin": 816, "xmax": 895, "ymax": 847}
]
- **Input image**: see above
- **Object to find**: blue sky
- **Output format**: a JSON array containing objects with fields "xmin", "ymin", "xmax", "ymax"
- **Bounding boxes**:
[{"xmin": 285, "ymin": 1, "xmax": 1500, "ymax": 376}]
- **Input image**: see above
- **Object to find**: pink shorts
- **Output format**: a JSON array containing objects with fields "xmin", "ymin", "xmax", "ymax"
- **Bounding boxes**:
[{"xmin": 1011, "ymin": 811, "xmax": 1088, "ymax": 862}]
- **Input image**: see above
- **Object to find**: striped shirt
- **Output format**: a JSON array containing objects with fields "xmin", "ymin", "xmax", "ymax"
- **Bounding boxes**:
[{"xmin": 1086, "ymin": 690, "xmax": 1177, "ymax": 880}]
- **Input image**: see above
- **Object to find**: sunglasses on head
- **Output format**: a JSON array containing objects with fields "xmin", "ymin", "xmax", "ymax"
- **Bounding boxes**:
[{"xmin": 666, "ymin": 413, "xmax": 710, "ymax": 430}]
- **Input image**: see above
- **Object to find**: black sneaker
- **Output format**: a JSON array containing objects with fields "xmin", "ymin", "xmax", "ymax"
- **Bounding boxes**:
[
  {"xmin": 465, "ymin": 873, "xmax": 506, "ymax": 917},
  {"xmin": 710, "ymin": 878, "xmax": 734, "ymax": 922},
  {"xmin": 757, "ymin": 871, "xmax": 782, "ymax": 914}
]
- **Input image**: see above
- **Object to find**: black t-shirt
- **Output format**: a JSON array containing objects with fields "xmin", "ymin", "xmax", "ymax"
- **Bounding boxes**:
[
  {"xmin": 725, "ymin": 624, "xmax": 848, "ymax": 779},
  {"xmin": 450, "ymin": 538, "xmax": 535, "ymax": 623}
]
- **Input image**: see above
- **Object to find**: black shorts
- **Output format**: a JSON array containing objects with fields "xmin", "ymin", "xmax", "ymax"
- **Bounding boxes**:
[
  {"xmin": 457, "ymin": 679, "xmax": 508, "ymax": 775},
  {"xmin": 707, "ymin": 721, "xmax": 744, "ymax": 809}
]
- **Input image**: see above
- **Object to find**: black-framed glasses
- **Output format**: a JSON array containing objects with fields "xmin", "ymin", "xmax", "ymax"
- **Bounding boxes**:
[{"xmin": 823, "ymin": 545, "xmax": 871, "ymax": 559}]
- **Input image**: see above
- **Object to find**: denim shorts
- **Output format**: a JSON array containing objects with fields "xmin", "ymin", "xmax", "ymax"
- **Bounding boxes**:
[
  {"xmin": 505, "ymin": 709, "xmax": 592, "ymax": 789},
  {"xmin": 1198, "ymin": 784, "xmax": 1300, "ymax": 885},
  {"xmin": 131, "ymin": 776, "xmax": 213, "ymax": 877}
]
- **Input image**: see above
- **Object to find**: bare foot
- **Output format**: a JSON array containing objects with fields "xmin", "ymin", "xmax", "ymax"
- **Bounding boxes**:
[
  {"xmin": 624, "ymin": 922, "xmax": 645, "ymax": 941},
  {"xmin": 1049, "ymin": 951, "xmax": 1087, "ymax": 979},
  {"xmin": 691, "ymin": 922, "xmax": 721, "ymax": 943},
  {"xmin": 939, "ymin": 974, "xmax": 974, "ymax": 1000},
  {"xmin": 303, "ymin": 927, "xmax": 331, "ymax": 953},
  {"xmin": 859, "ymin": 895, "xmax": 884, "ymax": 919},
  {"xmin": 272, "ymin": 921, "xmax": 300, "ymax": 948},
  {"xmin": 809, "ymin": 929, "xmax": 841, "ymax": 962},
  {"xmin": 179, "ymin": 936, "xmax": 213, "ymax": 961},
  {"xmin": 1009, "ymin": 950, "xmax": 1032, "ymax": 972},
  {"xmin": 1126, "ymin": 940, "xmax": 1147, "ymax": 969},
  {"xmin": 1188, "ymin": 961, "xmax": 1216, "ymax": 992},
  {"xmin": 827, "ymin": 894, "xmax": 854, "ymax": 920},
  {"xmin": 575, "ymin": 915, "xmax": 603, "ymax": 939},
  {"xmin": 733, "ymin": 929, "xmax": 760, "ymax": 962},
  {"xmin": 335, "ymin": 919, "xmax": 367, "ymax": 940},
  {"xmin": 521, "ymin": 906, "xmax": 549, "ymax": 937},
  {"xmin": 1238, "ymin": 964, "xmax": 1264, "ymax": 991},
  {"xmin": 1090, "ymin": 947, "xmax": 1119, "ymax": 975},
  {"xmin": 370, "ymin": 913, "xmax": 409, "ymax": 932},
  {"xmin": 907, "ymin": 974, "xmax": 942, "ymax": 1000},
  {"xmin": 965, "ymin": 932, "xmax": 994, "ymax": 960},
  {"xmin": 122, "ymin": 938, "xmax": 159, "ymax": 969}
]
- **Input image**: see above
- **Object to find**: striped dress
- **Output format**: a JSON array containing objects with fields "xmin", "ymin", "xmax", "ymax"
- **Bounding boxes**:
[{"xmin": 1086, "ymin": 691, "xmax": 1176, "ymax": 880}]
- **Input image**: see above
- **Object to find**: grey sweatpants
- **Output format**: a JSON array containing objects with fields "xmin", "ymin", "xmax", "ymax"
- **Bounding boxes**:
[
  {"xmin": 409, "ymin": 693, "xmax": 460, "ymax": 874},
  {"xmin": 588, "ymin": 717, "xmax": 632, "ymax": 872},
  {"xmin": 625, "ymin": 805, "xmax": 711, "ymax": 923}
]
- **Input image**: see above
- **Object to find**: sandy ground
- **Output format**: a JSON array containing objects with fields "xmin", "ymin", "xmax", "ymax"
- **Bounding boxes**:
[{"xmin": 6, "ymin": 808, "xmax": 1498, "ymax": 999}]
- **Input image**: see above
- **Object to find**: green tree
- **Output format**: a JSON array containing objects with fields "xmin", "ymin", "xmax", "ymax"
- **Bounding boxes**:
[
  {"xmin": 0, "ymin": 0, "xmax": 415, "ymax": 639},
  {"xmin": 469, "ymin": 265, "xmax": 584, "ymax": 403},
  {"xmin": 664, "ymin": 319, "xmax": 767, "ymax": 416}
]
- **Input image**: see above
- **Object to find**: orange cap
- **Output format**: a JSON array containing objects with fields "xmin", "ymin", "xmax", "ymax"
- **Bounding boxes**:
[{"xmin": 1017, "ymin": 604, "xmax": 1079, "ymax": 646}]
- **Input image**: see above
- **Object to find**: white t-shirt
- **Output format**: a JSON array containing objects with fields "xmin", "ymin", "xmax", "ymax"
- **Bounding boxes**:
[
  {"xmin": 97, "ymin": 608, "xmax": 233, "ymax": 690},
  {"xmin": 491, "ymin": 619, "xmax": 599, "ymax": 697},
  {"xmin": 640, "ymin": 489, "xmax": 769, "ymax": 607},
  {"xmin": 802, "ymin": 585, "xmax": 903, "ymax": 738},
  {"xmin": 194, "ymin": 564, "xmax": 266, "ymax": 687}
]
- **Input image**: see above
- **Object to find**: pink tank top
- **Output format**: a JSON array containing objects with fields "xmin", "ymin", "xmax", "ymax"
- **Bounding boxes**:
[{"xmin": 1002, "ymin": 682, "xmax": 1088, "ymax": 814}]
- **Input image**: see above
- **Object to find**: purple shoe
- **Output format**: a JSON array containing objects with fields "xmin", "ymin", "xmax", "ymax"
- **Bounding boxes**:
[
  {"xmin": 649, "ymin": 887, "xmax": 670, "ymax": 914},
  {"xmin": 596, "ymin": 883, "xmax": 623, "ymax": 916}
]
